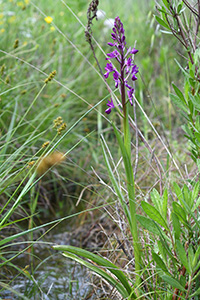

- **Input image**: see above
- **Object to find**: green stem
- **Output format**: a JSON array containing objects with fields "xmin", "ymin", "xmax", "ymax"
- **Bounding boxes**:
[{"xmin": 123, "ymin": 105, "xmax": 141, "ymax": 290}]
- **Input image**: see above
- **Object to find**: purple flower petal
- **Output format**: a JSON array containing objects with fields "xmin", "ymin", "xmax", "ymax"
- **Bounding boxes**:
[
  {"xmin": 106, "ymin": 49, "xmax": 120, "ymax": 59},
  {"xmin": 105, "ymin": 98, "xmax": 115, "ymax": 114},
  {"xmin": 107, "ymin": 42, "xmax": 115, "ymax": 47},
  {"xmin": 131, "ymin": 48, "xmax": 139, "ymax": 54}
]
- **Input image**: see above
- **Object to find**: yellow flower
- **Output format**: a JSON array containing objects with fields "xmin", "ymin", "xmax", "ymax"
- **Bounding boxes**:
[
  {"xmin": 44, "ymin": 16, "xmax": 53, "ymax": 24},
  {"xmin": 50, "ymin": 26, "xmax": 55, "ymax": 32},
  {"xmin": 17, "ymin": 1, "xmax": 24, "ymax": 7},
  {"xmin": 0, "ymin": 13, "xmax": 4, "ymax": 19},
  {"xmin": 0, "ymin": 29, "xmax": 5, "ymax": 33},
  {"xmin": 25, "ymin": 0, "xmax": 30, "ymax": 3}
]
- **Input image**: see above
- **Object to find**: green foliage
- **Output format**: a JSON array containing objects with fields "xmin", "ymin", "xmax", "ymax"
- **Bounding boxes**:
[
  {"xmin": 1, "ymin": 0, "xmax": 200, "ymax": 299},
  {"xmin": 53, "ymin": 245, "xmax": 136, "ymax": 299}
]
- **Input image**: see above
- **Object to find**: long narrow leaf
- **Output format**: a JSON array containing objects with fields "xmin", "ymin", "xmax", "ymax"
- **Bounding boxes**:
[
  {"xmin": 61, "ymin": 252, "xmax": 131, "ymax": 299},
  {"xmin": 53, "ymin": 245, "xmax": 134, "ymax": 297}
]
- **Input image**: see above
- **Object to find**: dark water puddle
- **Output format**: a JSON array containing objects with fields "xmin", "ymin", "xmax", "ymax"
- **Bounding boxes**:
[{"xmin": 1, "ymin": 224, "xmax": 102, "ymax": 300}]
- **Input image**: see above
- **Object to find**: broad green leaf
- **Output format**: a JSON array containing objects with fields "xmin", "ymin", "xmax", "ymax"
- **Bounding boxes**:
[
  {"xmin": 172, "ymin": 83, "xmax": 186, "ymax": 104},
  {"xmin": 141, "ymin": 201, "xmax": 169, "ymax": 230},
  {"xmin": 136, "ymin": 214, "xmax": 162, "ymax": 236},
  {"xmin": 161, "ymin": 275, "xmax": 186, "ymax": 291},
  {"xmin": 151, "ymin": 188, "xmax": 162, "ymax": 213},
  {"xmin": 155, "ymin": 16, "xmax": 170, "ymax": 30},
  {"xmin": 177, "ymin": 2, "xmax": 183, "ymax": 14},
  {"xmin": 188, "ymin": 93, "xmax": 200, "ymax": 111},
  {"xmin": 152, "ymin": 252, "xmax": 169, "ymax": 274},
  {"xmin": 170, "ymin": 93, "xmax": 188, "ymax": 113},
  {"xmin": 162, "ymin": 188, "xmax": 168, "ymax": 220},
  {"xmin": 183, "ymin": 184, "xmax": 190, "ymax": 208},
  {"xmin": 176, "ymin": 240, "xmax": 190, "ymax": 274},
  {"xmin": 157, "ymin": 240, "xmax": 167, "ymax": 264},
  {"xmin": 171, "ymin": 212, "xmax": 181, "ymax": 240},
  {"xmin": 188, "ymin": 245, "xmax": 194, "ymax": 273},
  {"xmin": 53, "ymin": 245, "xmax": 133, "ymax": 296}
]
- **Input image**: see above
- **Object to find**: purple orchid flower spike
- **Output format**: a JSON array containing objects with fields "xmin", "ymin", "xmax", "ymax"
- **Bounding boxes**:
[{"xmin": 104, "ymin": 16, "xmax": 139, "ymax": 114}]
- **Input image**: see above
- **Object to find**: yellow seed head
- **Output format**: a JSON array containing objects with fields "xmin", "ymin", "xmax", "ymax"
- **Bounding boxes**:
[
  {"xmin": 53, "ymin": 116, "xmax": 63, "ymax": 128},
  {"xmin": 44, "ymin": 70, "xmax": 56, "ymax": 84},
  {"xmin": 27, "ymin": 161, "xmax": 35, "ymax": 167},
  {"xmin": 57, "ymin": 122, "xmax": 67, "ymax": 135},
  {"xmin": 42, "ymin": 141, "xmax": 50, "ymax": 148}
]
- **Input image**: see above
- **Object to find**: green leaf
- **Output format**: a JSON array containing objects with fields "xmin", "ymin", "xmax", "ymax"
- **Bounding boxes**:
[
  {"xmin": 162, "ymin": 0, "xmax": 170, "ymax": 9},
  {"xmin": 151, "ymin": 188, "xmax": 162, "ymax": 213},
  {"xmin": 188, "ymin": 245, "xmax": 194, "ymax": 273},
  {"xmin": 188, "ymin": 93, "xmax": 200, "ymax": 111},
  {"xmin": 141, "ymin": 201, "xmax": 169, "ymax": 230},
  {"xmin": 171, "ymin": 212, "xmax": 181, "ymax": 240},
  {"xmin": 173, "ymin": 182, "xmax": 182, "ymax": 200},
  {"xmin": 162, "ymin": 188, "xmax": 168, "ymax": 220},
  {"xmin": 170, "ymin": 93, "xmax": 188, "ymax": 113},
  {"xmin": 172, "ymin": 83, "xmax": 186, "ymax": 104},
  {"xmin": 192, "ymin": 246, "xmax": 200, "ymax": 271},
  {"xmin": 155, "ymin": 16, "xmax": 170, "ymax": 30},
  {"xmin": 161, "ymin": 275, "xmax": 186, "ymax": 291},
  {"xmin": 152, "ymin": 252, "xmax": 169, "ymax": 274},
  {"xmin": 176, "ymin": 240, "xmax": 190, "ymax": 274},
  {"xmin": 175, "ymin": 59, "xmax": 189, "ymax": 77},
  {"xmin": 157, "ymin": 240, "xmax": 167, "ymax": 264},
  {"xmin": 177, "ymin": 2, "xmax": 183, "ymax": 14},
  {"xmin": 193, "ymin": 196, "xmax": 200, "ymax": 212},
  {"xmin": 173, "ymin": 182, "xmax": 189, "ymax": 211},
  {"xmin": 62, "ymin": 252, "xmax": 131, "ymax": 298},
  {"xmin": 172, "ymin": 202, "xmax": 190, "ymax": 229},
  {"xmin": 53, "ymin": 245, "xmax": 134, "ymax": 297},
  {"xmin": 191, "ymin": 181, "xmax": 199, "ymax": 209},
  {"xmin": 136, "ymin": 215, "xmax": 161, "ymax": 236}
]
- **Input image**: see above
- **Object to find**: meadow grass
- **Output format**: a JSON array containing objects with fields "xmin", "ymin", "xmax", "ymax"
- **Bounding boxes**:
[{"xmin": 0, "ymin": 0, "xmax": 198, "ymax": 299}]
